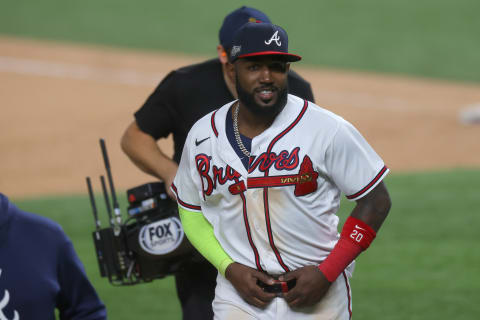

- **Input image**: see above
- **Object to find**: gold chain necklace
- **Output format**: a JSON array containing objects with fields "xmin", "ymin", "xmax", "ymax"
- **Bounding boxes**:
[{"xmin": 233, "ymin": 103, "xmax": 251, "ymax": 157}]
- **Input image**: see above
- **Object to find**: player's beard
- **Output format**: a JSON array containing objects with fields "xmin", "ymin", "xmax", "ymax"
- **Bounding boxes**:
[{"xmin": 236, "ymin": 75, "xmax": 288, "ymax": 117}]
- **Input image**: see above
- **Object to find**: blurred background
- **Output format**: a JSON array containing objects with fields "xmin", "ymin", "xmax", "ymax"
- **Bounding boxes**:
[
  {"xmin": 1, "ymin": 1, "xmax": 479, "ymax": 319},
  {"xmin": 1, "ymin": 0, "xmax": 479, "ymax": 82}
]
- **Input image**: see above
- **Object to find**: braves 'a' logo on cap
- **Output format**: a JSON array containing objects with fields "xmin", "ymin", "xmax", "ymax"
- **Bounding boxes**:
[{"xmin": 265, "ymin": 30, "xmax": 281, "ymax": 46}]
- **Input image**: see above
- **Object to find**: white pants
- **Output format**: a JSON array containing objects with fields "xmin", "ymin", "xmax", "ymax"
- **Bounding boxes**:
[{"xmin": 213, "ymin": 272, "xmax": 352, "ymax": 320}]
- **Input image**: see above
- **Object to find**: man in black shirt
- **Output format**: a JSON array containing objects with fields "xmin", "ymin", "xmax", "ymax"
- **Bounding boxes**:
[{"xmin": 121, "ymin": 6, "xmax": 314, "ymax": 320}]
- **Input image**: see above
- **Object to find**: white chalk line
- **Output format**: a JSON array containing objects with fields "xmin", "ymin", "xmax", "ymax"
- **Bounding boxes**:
[
  {"xmin": 1, "ymin": 55, "xmax": 474, "ymax": 114},
  {"xmin": 0, "ymin": 55, "xmax": 411, "ymax": 110},
  {"xmin": 0, "ymin": 55, "xmax": 164, "ymax": 86}
]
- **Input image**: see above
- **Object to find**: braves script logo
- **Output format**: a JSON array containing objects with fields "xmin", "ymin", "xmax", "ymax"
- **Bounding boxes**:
[
  {"xmin": 195, "ymin": 148, "xmax": 317, "ymax": 197},
  {"xmin": 264, "ymin": 30, "xmax": 281, "ymax": 46},
  {"xmin": 196, "ymin": 154, "xmax": 242, "ymax": 198},
  {"xmin": 249, "ymin": 147, "xmax": 300, "ymax": 173},
  {"xmin": 0, "ymin": 269, "xmax": 20, "ymax": 320}
]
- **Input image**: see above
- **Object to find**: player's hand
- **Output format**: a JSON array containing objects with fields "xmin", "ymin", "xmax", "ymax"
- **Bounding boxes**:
[
  {"xmin": 279, "ymin": 265, "xmax": 332, "ymax": 308},
  {"xmin": 225, "ymin": 262, "xmax": 276, "ymax": 308}
]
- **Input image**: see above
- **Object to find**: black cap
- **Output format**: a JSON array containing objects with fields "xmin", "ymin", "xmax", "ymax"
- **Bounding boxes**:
[
  {"xmin": 219, "ymin": 7, "xmax": 271, "ymax": 50},
  {"xmin": 230, "ymin": 22, "xmax": 302, "ymax": 63}
]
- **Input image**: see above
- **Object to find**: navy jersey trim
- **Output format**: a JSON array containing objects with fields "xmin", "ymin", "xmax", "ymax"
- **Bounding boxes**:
[{"xmin": 225, "ymin": 106, "xmax": 251, "ymax": 170}]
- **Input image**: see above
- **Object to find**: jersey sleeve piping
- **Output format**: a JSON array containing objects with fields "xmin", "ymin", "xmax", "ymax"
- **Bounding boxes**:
[
  {"xmin": 346, "ymin": 165, "xmax": 389, "ymax": 201},
  {"xmin": 171, "ymin": 182, "xmax": 202, "ymax": 212},
  {"xmin": 211, "ymin": 109, "xmax": 219, "ymax": 137}
]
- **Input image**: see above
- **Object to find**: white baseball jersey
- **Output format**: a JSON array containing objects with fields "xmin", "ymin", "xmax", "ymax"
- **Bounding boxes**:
[{"xmin": 172, "ymin": 94, "xmax": 389, "ymax": 275}]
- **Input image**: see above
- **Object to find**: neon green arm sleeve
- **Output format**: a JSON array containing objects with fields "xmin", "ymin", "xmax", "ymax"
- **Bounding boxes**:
[{"xmin": 178, "ymin": 206, "xmax": 234, "ymax": 277}]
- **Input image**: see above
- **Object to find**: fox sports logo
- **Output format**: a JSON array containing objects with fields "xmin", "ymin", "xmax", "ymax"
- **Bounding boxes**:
[{"xmin": 139, "ymin": 217, "xmax": 184, "ymax": 255}]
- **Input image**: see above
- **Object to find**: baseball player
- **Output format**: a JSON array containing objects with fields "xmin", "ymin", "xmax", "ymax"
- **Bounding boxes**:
[
  {"xmin": 121, "ymin": 7, "xmax": 314, "ymax": 319},
  {"xmin": 172, "ymin": 22, "xmax": 392, "ymax": 319}
]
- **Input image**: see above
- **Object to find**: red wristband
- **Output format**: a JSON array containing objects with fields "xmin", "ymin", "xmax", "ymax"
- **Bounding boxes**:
[
  {"xmin": 318, "ymin": 217, "xmax": 376, "ymax": 282},
  {"xmin": 340, "ymin": 216, "xmax": 376, "ymax": 250}
]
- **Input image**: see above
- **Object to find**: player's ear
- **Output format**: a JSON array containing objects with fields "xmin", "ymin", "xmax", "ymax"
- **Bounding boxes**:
[
  {"xmin": 225, "ymin": 61, "xmax": 235, "ymax": 82},
  {"xmin": 225, "ymin": 62, "xmax": 236, "ymax": 84},
  {"xmin": 217, "ymin": 45, "xmax": 228, "ymax": 64}
]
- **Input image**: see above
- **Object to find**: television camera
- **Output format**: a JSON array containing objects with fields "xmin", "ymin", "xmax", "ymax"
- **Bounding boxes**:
[{"xmin": 85, "ymin": 139, "xmax": 195, "ymax": 285}]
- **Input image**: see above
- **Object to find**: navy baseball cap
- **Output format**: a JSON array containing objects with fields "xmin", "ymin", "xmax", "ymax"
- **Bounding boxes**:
[
  {"xmin": 219, "ymin": 6, "xmax": 271, "ymax": 49},
  {"xmin": 230, "ymin": 22, "xmax": 302, "ymax": 63}
]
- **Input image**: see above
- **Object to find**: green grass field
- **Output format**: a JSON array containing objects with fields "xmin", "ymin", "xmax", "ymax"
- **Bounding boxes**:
[
  {"xmin": 1, "ymin": 0, "xmax": 479, "ymax": 83},
  {"xmin": 13, "ymin": 169, "xmax": 480, "ymax": 320}
]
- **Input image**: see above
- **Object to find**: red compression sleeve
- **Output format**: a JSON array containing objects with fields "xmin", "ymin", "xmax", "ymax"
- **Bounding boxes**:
[{"xmin": 318, "ymin": 216, "xmax": 376, "ymax": 282}]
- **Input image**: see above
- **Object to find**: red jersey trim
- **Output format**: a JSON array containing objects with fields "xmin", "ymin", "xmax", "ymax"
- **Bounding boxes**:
[
  {"xmin": 238, "ymin": 182, "xmax": 264, "ymax": 272},
  {"xmin": 261, "ymin": 99, "xmax": 309, "ymax": 273},
  {"xmin": 346, "ymin": 165, "xmax": 388, "ymax": 200},
  {"xmin": 171, "ymin": 183, "xmax": 201, "ymax": 211},
  {"xmin": 266, "ymin": 100, "xmax": 308, "ymax": 155},
  {"xmin": 211, "ymin": 109, "xmax": 219, "ymax": 137}
]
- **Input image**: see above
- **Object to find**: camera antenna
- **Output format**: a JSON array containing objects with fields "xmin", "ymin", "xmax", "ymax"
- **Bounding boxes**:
[
  {"xmin": 100, "ymin": 175, "xmax": 115, "ymax": 228},
  {"xmin": 86, "ymin": 177, "xmax": 101, "ymax": 231},
  {"xmin": 99, "ymin": 138, "xmax": 122, "ymax": 234}
]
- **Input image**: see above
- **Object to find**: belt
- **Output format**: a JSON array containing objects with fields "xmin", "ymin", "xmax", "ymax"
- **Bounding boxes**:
[{"xmin": 257, "ymin": 278, "xmax": 296, "ymax": 294}]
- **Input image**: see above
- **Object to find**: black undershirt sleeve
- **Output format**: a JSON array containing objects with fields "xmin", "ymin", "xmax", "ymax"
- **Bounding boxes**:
[{"xmin": 134, "ymin": 71, "xmax": 178, "ymax": 140}]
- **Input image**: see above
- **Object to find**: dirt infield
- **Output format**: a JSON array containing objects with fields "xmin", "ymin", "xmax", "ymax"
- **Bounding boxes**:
[{"xmin": 1, "ymin": 36, "xmax": 479, "ymax": 198}]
